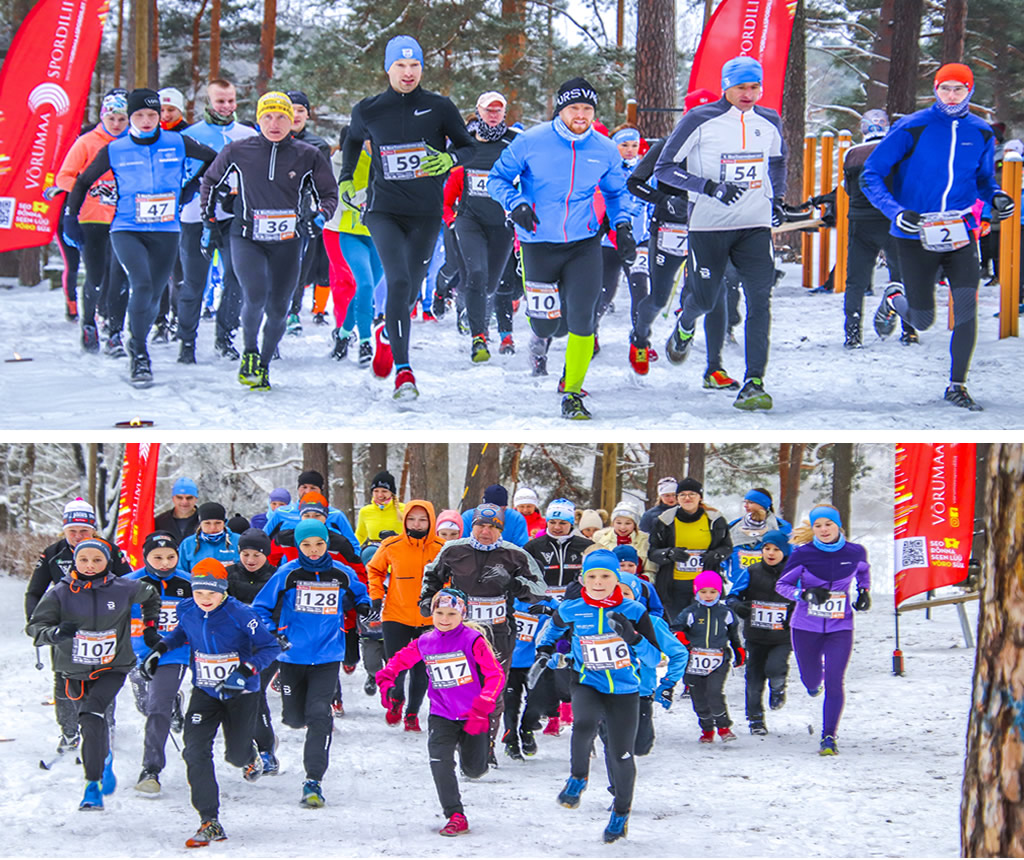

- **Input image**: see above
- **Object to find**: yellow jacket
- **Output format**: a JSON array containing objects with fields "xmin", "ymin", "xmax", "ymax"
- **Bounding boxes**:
[
  {"xmin": 325, "ymin": 148, "xmax": 372, "ymax": 237},
  {"xmin": 356, "ymin": 498, "xmax": 406, "ymax": 546}
]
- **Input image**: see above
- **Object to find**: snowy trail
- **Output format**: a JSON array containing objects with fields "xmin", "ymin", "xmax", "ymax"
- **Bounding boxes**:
[
  {"xmin": 0, "ymin": 573, "xmax": 973, "ymax": 857},
  {"xmin": 1, "ymin": 262, "xmax": 1021, "ymax": 430}
]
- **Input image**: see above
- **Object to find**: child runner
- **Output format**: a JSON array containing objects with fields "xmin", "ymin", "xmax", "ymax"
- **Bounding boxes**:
[
  {"xmin": 724, "ymin": 528, "xmax": 795, "ymax": 735},
  {"xmin": 775, "ymin": 506, "xmax": 871, "ymax": 755},
  {"xmin": 530, "ymin": 549, "xmax": 661, "ymax": 843},
  {"xmin": 27, "ymin": 538, "xmax": 161, "ymax": 810},
  {"xmin": 673, "ymin": 570, "xmax": 745, "ymax": 743},
  {"xmin": 139, "ymin": 558, "xmax": 281, "ymax": 847},
  {"xmin": 252, "ymin": 518, "xmax": 371, "ymax": 807},
  {"xmin": 591, "ymin": 501, "xmax": 650, "ymax": 568},
  {"xmin": 435, "ymin": 509, "xmax": 463, "ymax": 542},
  {"xmin": 503, "ymin": 592, "xmax": 559, "ymax": 759},
  {"xmin": 375, "ymin": 587, "xmax": 505, "ymax": 837},
  {"xmin": 179, "ymin": 502, "xmax": 240, "ymax": 572}
]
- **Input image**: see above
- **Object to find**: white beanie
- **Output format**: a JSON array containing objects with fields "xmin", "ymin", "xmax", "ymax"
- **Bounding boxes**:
[
  {"xmin": 657, "ymin": 476, "xmax": 678, "ymax": 496},
  {"xmin": 158, "ymin": 86, "xmax": 185, "ymax": 113},
  {"xmin": 513, "ymin": 486, "xmax": 540, "ymax": 508},
  {"xmin": 63, "ymin": 498, "xmax": 97, "ymax": 528},
  {"xmin": 611, "ymin": 500, "xmax": 641, "ymax": 524},
  {"xmin": 578, "ymin": 509, "xmax": 604, "ymax": 531}
]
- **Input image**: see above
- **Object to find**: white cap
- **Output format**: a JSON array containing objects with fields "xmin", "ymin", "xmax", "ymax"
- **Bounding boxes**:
[
  {"xmin": 477, "ymin": 90, "xmax": 507, "ymax": 110},
  {"xmin": 546, "ymin": 498, "xmax": 576, "ymax": 522},
  {"xmin": 158, "ymin": 87, "xmax": 185, "ymax": 113},
  {"xmin": 513, "ymin": 486, "xmax": 540, "ymax": 508},
  {"xmin": 657, "ymin": 476, "xmax": 678, "ymax": 496}
]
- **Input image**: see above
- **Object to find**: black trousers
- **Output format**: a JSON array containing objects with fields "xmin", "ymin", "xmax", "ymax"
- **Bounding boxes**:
[
  {"xmin": 61, "ymin": 670, "xmax": 126, "ymax": 782},
  {"xmin": 744, "ymin": 640, "xmax": 791, "ymax": 722},
  {"xmin": 254, "ymin": 661, "xmax": 278, "ymax": 754},
  {"xmin": 177, "ymin": 221, "xmax": 242, "ymax": 344},
  {"xmin": 381, "ymin": 621, "xmax": 430, "ymax": 715},
  {"xmin": 570, "ymin": 683, "xmax": 639, "ymax": 815},
  {"xmin": 634, "ymin": 223, "xmax": 687, "ymax": 344},
  {"xmin": 278, "ymin": 661, "xmax": 338, "ymax": 781},
  {"xmin": 230, "ymin": 234, "xmax": 303, "ymax": 366},
  {"xmin": 663, "ymin": 579, "xmax": 696, "ymax": 627},
  {"xmin": 427, "ymin": 713, "xmax": 489, "ymax": 817},
  {"xmin": 843, "ymin": 218, "xmax": 900, "ymax": 320},
  {"xmin": 454, "ymin": 215, "xmax": 514, "ymax": 338},
  {"xmin": 502, "ymin": 665, "xmax": 555, "ymax": 737},
  {"xmin": 686, "ymin": 661, "xmax": 732, "ymax": 729},
  {"xmin": 109, "ymin": 231, "xmax": 180, "ymax": 358},
  {"xmin": 79, "ymin": 223, "xmax": 127, "ymax": 330},
  {"xmin": 495, "ymin": 247, "xmax": 522, "ymax": 334},
  {"xmin": 521, "ymin": 236, "xmax": 603, "ymax": 339}
]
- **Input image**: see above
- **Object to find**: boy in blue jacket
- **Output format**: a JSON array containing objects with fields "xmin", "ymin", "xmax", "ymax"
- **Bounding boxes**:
[{"xmin": 139, "ymin": 558, "xmax": 280, "ymax": 848}]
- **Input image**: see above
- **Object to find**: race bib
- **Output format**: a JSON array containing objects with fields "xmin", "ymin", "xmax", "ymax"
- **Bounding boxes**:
[
  {"xmin": 193, "ymin": 651, "xmax": 240, "ymax": 688},
  {"xmin": 629, "ymin": 246, "xmax": 649, "ymax": 275},
  {"xmin": 720, "ymin": 152, "xmax": 764, "ymax": 189},
  {"xmin": 380, "ymin": 143, "xmax": 429, "ymax": 180},
  {"xmin": 750, "ymin": 601, "xmax": 788, "ymax": 630},
  {"xmin": 135, "ymin": 192, "xmax": 175, "ymax": 223},
  {"xmin": 71, "ymin": 629, "xmax": 117, "ymax": 665},
  {"xmin": 466, "ymin": 169, "xmax": 490, "ymax": 197},
  {"xmin": 523, "ymin": 280, "xmax": 560, "ymax": 319},
  {"xmin": 513, "ymin": 611, "xmax": 539, "ymax": 642},
  {"xmin": 807, "ymin": 592, "xmax": 848, "ymax": 619},
  {"xmin": 579, "ymin": 632, "xmax": 631, "ymax": 671},
  {"xmin": 158, "ymin": 601, "xmax": 179, "ymax": 632},
  {"xmin": 294, "ymin": 581, "xmax": 340, "ymax": 615},
  {"xmin": 673, "ymin": 549, "xmax": 705, "ymax": 580},
  {"xmin": 467, "ymin": 596, "xmax": 506, "ymax": 624},
  {"xmin": 253, "ymin": 209, "xmax": 297, "ymax": 242},
  {"xmin": 687, "ymin": 647, "xmax": 723, "ymax": 676},
  {"xmin": 423, "ymin": 650, "xmax": 473, "ymax": 688},
  {"xmin": 545, "ymin": 585, "xmax": 567, "ymax": 601},
  {"xmin": 738, "ymin": 550, "xmax": 762, "ymax": 569},
  {"xmin": 657, "ymin": 222, "xmax": 688, "ymax": 256},
  {"xmin": 919, "ymin": 211, "xmax": 970, "ymax": 253}
]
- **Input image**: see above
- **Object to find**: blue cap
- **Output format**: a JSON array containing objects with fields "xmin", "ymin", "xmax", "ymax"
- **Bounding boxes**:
[
  {"xmin": 617, "ymin": 571, "xmax": 646, "ymax": 603},
  {"xmin": 581, "ymin": 549, "xmax": 622, "ymax": 580},
  {"xmin": 269, "ymin": 487, "xmax": 291, "ymax": 504},
  {"xmin": 612, "ymin": 544, "xmax": 640, "ymax": 565},
  {"xmin": 809, "ymin": 506, "xmax": 843, "ymax": 530},
  {"xmin": 384, "ymin": 35, "xmax": 423, "ymax": 72},
  {"xmin": 721, "ymin": 56, "xmax": 763, "ymax": 90},
  {"xmin": 760, "ymin": 529, "xmax": 791, "ymax": 557},
  {"xmin": 360, "ymin": 544, "xmax": 379, "ymax": 566},
  {"xmin": 172, "ymin": 477, "xmax": 198, "ymax": 497},
  {"xmin": 612, "ymin": 127, "xmax": 640, "ymax": 143},
  {"xmin": 295, "ymin": 518, "xmax": 329, "ymax": 545},
  {"xmin": 744, "ymin": 489, "xmax": 773, "ymax": 511},
  {"xmin": 545, "ymin": 498, "xmax": 576, "ymax": 523}
]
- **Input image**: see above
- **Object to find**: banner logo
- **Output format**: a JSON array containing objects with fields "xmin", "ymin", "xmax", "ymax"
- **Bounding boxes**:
[{"xmin": 28, "ymin": 83, "xmax": 70, "ymax": 116}]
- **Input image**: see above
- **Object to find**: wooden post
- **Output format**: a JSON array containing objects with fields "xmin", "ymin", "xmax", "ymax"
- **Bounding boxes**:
[
  {"xmin": 626, "ymin": 99, "xmax": 637, "ymax": 127},
  {"xmin": 600, "ymin": 443, "xmax": 619, "ymax": 516},
  {"xmin": 998, "ymin": 153, "xmax": 1021, "ymax": 339},
  {"xmin": 818, "ymin": 132, "xmax": 835, "ymax": 289},
  {"xmin": 834, "ymin": 130, "xmax": 852, "ymax": 294},
  {"xmin": 802, "ymin": 135, "xmax": 816, "ymax": 288},
  {"xmin": 87, "ymin": 443, "xmax": 98, "ymax": 509}
]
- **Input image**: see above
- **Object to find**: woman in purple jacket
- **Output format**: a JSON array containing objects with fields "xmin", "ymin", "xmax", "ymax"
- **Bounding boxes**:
[{"xmin": 775, "ymin": 506, "xmax": 871, "ymax": 755}]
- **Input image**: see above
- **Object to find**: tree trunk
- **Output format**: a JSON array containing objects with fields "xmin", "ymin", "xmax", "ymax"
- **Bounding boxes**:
[
  {"xmin": 189, "ymin": 0, "xmax": 209, "ymax": 120},
  {"xmin": 149, "ymin": 0, "xmax": 159, "ymax": 88},
  {"xmin": 424, "ymin": 444, "xmax": 450, "ymax": 510},
  {"xmin": 634, "ymin": 0, "xmax": 677, "ymax": 140},
  {"xmin": 366, "ymin": 444, "xmax": 388, "ymax": 495},
  {"xmin": 781, "ymin": 0, "xmax": 806, "ymax": 204},
  {"xmin": 648, "ymin": 443, "xmax": 687, "ymax": 498},
  {"xmin": 941, "ymin": 0, "xmax": 967, "ymax": 64},
  {"xmin": 865, "ymin": 0, "xmax": 895, "ymax": 109},
  {"xmin": 887, "ymin": 0, "xmax": 923, "ymax": 118},
  {"xmin": 687, "ymin": 444, "xmax": 706, "ymax": 485},
  {"xmin": 405, "ymin": 444, "xmax": 428, "ymax": 503},
  {"xmin": 133, "ymin": 0, "xmax": 149, "ymax": 90},
  {"xmin": 461, "ymin": 444, "xmax": 499, "ymax": 513},
  {"xmin": 329, "ymin": 443, "xmax": 354, "ymax": 522},
  {"xmin": 209, "ymin": 0, "xmax": 221, "ymax": 81},
  {"xmin": 779, "ymin": 443, "xmax": 804, "ymax": 525},
  {"xmin": 302, "ymin": 444, "xmax": 329, "ymax": 500},
  {"xmin": 18, "ymin": 247, "xmax": 41, "ymax": 285},
  {"xmin": 257, "ymin": 0, "xmax": 277, "ymax": 93},
  {"xmin": 115, "ymin": 0, "xmax": 125, "ymax": 88},
  {"xmin": 960, "ymin": 443, "xmax": 1024, "ymax": 857},
  {"xmin": 499, "ymin": 0, "xmax": 527, "ymax": 124},
  {"xmin": 830, "ymin": 443, "xmax": 854, "ymax": 532},
  {"xmin": 599, "ymin": 443, "xmax": 620, "ymax": 515}
]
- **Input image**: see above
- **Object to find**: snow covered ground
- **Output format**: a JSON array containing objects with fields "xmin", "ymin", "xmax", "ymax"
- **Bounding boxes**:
[
  {"xmin": 0, "ymin": 572, "xmax": 975, "ymax": 857},
  {"xmin": 1, "ymin": 262, "xmax": 1021, "ymax": 431}
]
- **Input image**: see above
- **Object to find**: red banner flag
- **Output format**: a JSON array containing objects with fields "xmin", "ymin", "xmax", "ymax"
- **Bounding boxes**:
[
  {"xmin": 687, "ymin": 0, "xmax": 798, "ymax": 113},
  {"xmin": 0, "ymin": 0, "xmax": 110, "ymax": 252},
  {"xmin": 893, "ymin": 443, "xmax": 976, "ymax": 607},
  {"xmin": 116, "ymin": 443, "xmax": 161, "ymax": 570}
]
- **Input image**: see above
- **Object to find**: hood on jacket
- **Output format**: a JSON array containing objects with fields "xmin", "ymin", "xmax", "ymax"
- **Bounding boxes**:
[{"xmin": 403, "ymin": 499, "xmax": 437, "ymax": 538}]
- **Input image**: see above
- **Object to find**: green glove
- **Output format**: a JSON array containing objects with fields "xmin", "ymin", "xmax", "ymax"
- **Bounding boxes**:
[
  {"xmin": 421, "ymin": 145, "xmax": 455, "ymax": 177},
  {"xmin": 340, "ymin": 179, "xmax": 360, "ymax": 211}
]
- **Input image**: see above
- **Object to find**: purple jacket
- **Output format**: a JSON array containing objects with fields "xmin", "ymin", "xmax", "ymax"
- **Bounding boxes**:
[
  {"xmin": 380, "ymin": 623, "xmax": 505, "ymax": 721},
  {"xmin": 775, "ymin": 541, "xmax": 870, "ymax": 633}
]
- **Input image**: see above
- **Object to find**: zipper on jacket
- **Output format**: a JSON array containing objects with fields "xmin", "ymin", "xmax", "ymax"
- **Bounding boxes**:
[
  {"xmin": 269, "ymin": 141, "xmax": 278, "ymax": 181},
  {"xmin": 563, "ymin": 141, "xmax": 576, "ymax": 242},
  {"xmin": 740, "ymin": 110, "xmax": 747, "ymax": 149},
  {"xmin": 940, "ymin": 120, "xmax": 958, "ymax": 211}
]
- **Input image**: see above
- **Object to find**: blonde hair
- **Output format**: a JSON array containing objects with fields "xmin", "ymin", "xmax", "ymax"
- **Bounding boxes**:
[
  {"xmin": 790, "ymin": 505, "xmax": 845, "ymax": 545},
  {"xmin": 464, "ymin": 620, "xmax": 498, "ymax": 659}
]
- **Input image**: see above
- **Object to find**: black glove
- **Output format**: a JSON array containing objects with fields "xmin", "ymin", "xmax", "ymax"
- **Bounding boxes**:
[
  {"xmin": 419, "ymin": 596, "xmax": 433, "ymax": 617},
  {"xmin": 895, "ymin": 210, "xmax": 922, "ymax": 234},
  {"xmin": 853, "ymin": 588, "xmax": 871, "ymax": 612},
  {"xmin": 142, "ymin": 625, "xmax": 162, "ymax": 649},
  {"xmin": 53, "ymin": 622, "xmax": 78, "ymax": 642},
  {"xmin": 615, "ymin": 223, "xmax": 637, "ymax": 266},
  {"xmin": 276, "ymin": 633, "xmax": 292, "ymax": 651},
  {"xmin": 731, "ymin": 600, "xmax": 752, "ymax": 619},
  {"xmin": 355, "ymin": 601, "xmax": 371, "ymax": 618},
  {"xmin": 364, "ymin": 598, "xmax": 383, "ymax": 625},
  {"xmin": 200, "ymin": 220, "xmax": 223, "ymax": 261},
  {"xmin": 801, "ymin": 586, "xmax": 831, "ymax": 605},
  {"xmin": 671, "ymin": 547, "xmax": 692, "ymax": 563},
  {"xmin": 992, "ymin": 192, "xmax": 1015, "ymax": 221},
  {"xmin": 139, "ymin": 641, "xmax": 167, "ymax": 681},
  {"xmin": 772, "ymin": 198, "xmax": 786, "ymax": 228},
  {"xmin": 563, "ymin": 580, "xmax": 583, "ymax": 602},
  {"xmin": 479, "ymin": 567, "xmax": 512, "ymax": 588},
  {"xmin": 508, "ymin": 202, "xmax": 539, "ymax": 233},
  {"xmin": 607, "ymin": 611, "xmax": 641, "ymax": 646},
  {"xmin": 664, "ymin": 195, "xmax": 688, "ymax": 219},
  {"xmin": 704, "ymin": 180, "xmax": 745, "ymax": 206},
  {"xmin": 526, "ymin": 651, "xmax": 551, "ymax": 689},
  {"xmin": 297, "ymin": 211, "xmax": 326, "ymax": 240},
  {"xmin": 528, "ymin": 603, "xmax": 555, "ymax": 616},
  {"xmin": 648, "ymin": 548, "xmax": 673, "ymax": 565}
]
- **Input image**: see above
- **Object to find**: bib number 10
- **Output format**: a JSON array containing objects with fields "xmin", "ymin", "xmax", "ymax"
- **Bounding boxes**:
[{"xmin": 524, "ymin": 280, "xmax": 560, "ymax": 320}]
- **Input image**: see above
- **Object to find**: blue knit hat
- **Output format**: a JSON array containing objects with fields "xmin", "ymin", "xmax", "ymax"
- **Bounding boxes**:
[
  {"xmin": 581, "ymin": 549, "xmax": 622, "ymax": 580},
  {"xmin": 612, "ymin": 544, "xmax": 640, "ymax": 565},
  {"xmin": 269, "ymin": 487, "xmax": 291, "ymax": 505},
  {"xmin": 721, "ymin": 56, "xmax": 763, "ymax": 90},
  {"xmin": 384, "ymin": 35, "xmax": 423, "ymax": 71},
  {"xmin": 74, "ymin": 538, "xmax": 111, "ymax": 565},
  {"xmin": 809, "ymin": 506, "xmax": 843, "ymax": 530},
  {"xmin": 760, "ymin": 529, "xmax": 791, "ymax": 557},
  {"xmin": 295, "ymin": 518, "xmax": 329, "ymax": 545},
  {"xmin": 172, "ymin": 477, "xmax": 198, "ymax": 497}
]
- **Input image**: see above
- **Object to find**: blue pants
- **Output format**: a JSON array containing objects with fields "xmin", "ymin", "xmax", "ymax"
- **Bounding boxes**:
[{"xmin": 337, "ymin": 232, "xmax": 383, "ymax": 340}]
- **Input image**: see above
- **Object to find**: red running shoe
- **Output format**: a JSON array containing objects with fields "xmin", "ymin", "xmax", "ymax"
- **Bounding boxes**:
[
  {"xmin": 372, "ymin": 323, "xmax": 393, "ymax": 378},
  {"xmin": 559, "ymin": 701, "xmax": 573, "ymax": 725},
  {"xmin": 393, "ymin": 368, "xmax": 419, "ymax": 400},
  {"xmin": 404, "ymin": 713, "xmax": 421, "ymax": 732},
  {"xmin": 699, "ymin": 729, "xmax": 715, "ymax": 744},
  {"xmin": 629, "ymin": 342, "xmax": 649, "ymax": 375},
  {"xmin": 385, "ymin": 697, "xmax": 403, "ymax": 726},
  {"xmin": 422, "ymin": 309, "xmax": 437, "ymax": 322},
  {"xmin": 439, "ymin": 812, "xmax": 468, "ymax": 837},
  {"xmin": 342, "ymin": 664, "xmax": 356, "ymax": 675},
  {"xmin": 718, "ymin": 727, "xmax": 737, "ymax": 742},
  {"xmin": 542, "ymin": 716, "xmax": 561, "ymax": 736}
]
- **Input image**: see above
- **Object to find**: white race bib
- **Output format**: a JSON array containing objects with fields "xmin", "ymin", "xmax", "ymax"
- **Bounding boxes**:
[
  {"xmin": 294, "ymin": 581, "xmax": 340, "ymax": 615},
  {"xmin": 71, "ymin": 629, "xmax": 117, "ymax": 665},
  {"xmin": 158, "ymin": 601, "xmax": 179, "ymax": 632},
  {"xmin": 466, "ymin": 169, "xmax": 489, "ymax": 197},
  {"xmin": 579, "ymin": 632, "xmax": 631, "ymax": 671},
  {"xmin": 380, "ymin": 143, "xmax": 429, "ymax": 180},
  {"xmin": 523, "ymin": 280, "xmax": 560, "ymax": 319},
  {"xmin": 807, "ymin": 592, "xmax": 848, "ymax": 619},
  {"xmin": 919, "ymin": 211, "xmax": 970, "ymax": 252},
  {"xmin": 719, "ymin": 152, "xmax": 765, "ymax": 189},
  {"xmin": 673, "ymin": 549, "xmax": 705, "ymax": 579},
  {"xmin": 193, "ymin": 651, "xmax": 240, "ymax": 688},
  {"xmin": 737, "ymin": 550, "xmax": 762, "ymax": 570},
  {"xmin": 629, "ymin": 246, "xmax": 649, "ymax": 275},
  {"xmin": 135, "ymin": 192, "xmax": 175, "ymax": 223},
  {"xmin": 467, "ymin": 596, "xmax": 506, "ymax": 624},
  {"xmin": 253, "ymin": 209, "xmax": 297, "ymax": 242},
  {"xmin": 750, "ymin": 601, "xmax": 788, "ymax": 630},
  {"xmin": 514, "ymin": 611, "xmax": 539, "ymax": 643},
  {"xmin": 657, "ymin": 222, "xmax": 688, "ymax": 256},
  {"xmin": 423, "ymin": 650, "xmax": 473, "ymax": 688},
  {"xmin": 687, "ymin": 647, "xmax": 723, "ymax": 676},
  {"xmin": 545, "ymin": 585, "xmax": 567, "ymax": 601}
]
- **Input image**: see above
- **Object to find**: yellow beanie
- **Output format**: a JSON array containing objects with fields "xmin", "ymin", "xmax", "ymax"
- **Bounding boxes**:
[{"xmin": 257, "ymin": 91, "xmax": 294, "ymax": 121}]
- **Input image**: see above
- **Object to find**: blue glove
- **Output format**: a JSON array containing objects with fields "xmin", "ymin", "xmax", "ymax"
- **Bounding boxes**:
[
  {"xmin": 214, "ymin": 663, "xmax": 255, "ymax": 700},
  {"xmin": 655, "ymin": 678, "xmax": 675, "ymax": 710},
  {"xmin": 62, "ymin": 214, "xmax": 83, "ymax": 248},
  {"xmin": 200, "ymin": 220, "xmax": 222, "ymax": 261}
]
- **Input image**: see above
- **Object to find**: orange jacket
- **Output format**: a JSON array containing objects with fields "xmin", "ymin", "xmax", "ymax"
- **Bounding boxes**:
[
  {"xmin": 367, "ymin": 499, "xmax": 445, "ymax": 628},
  {"xmin": 56, "ymin": 124, "xmax": 119, "ymax": 224}
]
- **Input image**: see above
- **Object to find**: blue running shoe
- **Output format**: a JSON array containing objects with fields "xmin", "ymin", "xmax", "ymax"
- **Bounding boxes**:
[
  {"xmin": 557, "ymin": 776, "xmax": 588, "ymax": 809},
  {"xmin": 101, "ymin": 751, "xmax": 116, "ymax": 795},
  {"xmin": 603, "ymin": 810, "xmax": 629, "ymax": 843},
  {"xmin": 79, "ymin": 780, "xmax": 103, "ymax": 810}
]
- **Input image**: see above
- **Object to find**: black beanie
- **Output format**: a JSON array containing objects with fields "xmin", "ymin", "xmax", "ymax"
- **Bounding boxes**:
[
  {"xmin": 198, "ymin": 502, "xmax": 226, "ymax": 522},
  {"xmin": 370, "ymin": 470, "xmax": 397, "ymax": 494},
  {"xmin": 143, "ymin": 530, "xmax": 178, "ymax": 556},
  {"xmin": 285, "ymin": 90, "xmax": 310, "ymax": 111},
  {"xmin": 297, "ymin": 470, "xmax": 325, "ymax": 490},
  {"xmin": 127, "ymin": 88, "xmax": 161, "ymax": 116},
  {"xmin": 227, "ymin": 513, "xmax": 250, "ymax": 534},
  {"xmin": 554, "ymin": 77, "xmax": 598, "ymax": 116},
  {"xmin": 676, "ymin": 477, "xmax": 704, "ymax": 496},
  {"xmin": 483, "ymin": 484, "xmax": 509, "ymax": 506},
  {"xmin": 239, "ymin": 528, "xmax": 271, "ymax": 555}
]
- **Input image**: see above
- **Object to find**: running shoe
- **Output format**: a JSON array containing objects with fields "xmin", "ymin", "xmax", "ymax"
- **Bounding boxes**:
[
  {"xmin": 561, "ymin": 393, "xmax": 591, "ymax": 420},
  {"xmin": 394, "ymin": 368, "xmax": 419, "ymax": 400},
  {"xmin": 214, "ymin": 333, "xmax": 239, "ymax": 360},
  {"xmin": 286, "ymin": 313, "xmax": 302, "ymax": 335},
  {"xmin": 301, "ymin": 779, "xmax": 325, "ymax": 807},
  {"xmin": 899, "ymin": 327, "xmax": 920, "ymax": 345},
  {"xmin": 557, "ymin": 777, "xmax": 587, "ymax": 808},
  {"xmin": 718, "ymin": 727, "xmax": 737, "ymax": 742},
  {"xmin": 944, "ymin": 383, "xmax": 983, "ymax": 412},
  {"xmin": 471, "ymin": 336, "xmax": 490, "ymax": 363},
  {"xmin": 129, "ymin": 353, "xmax": 153, "ymax": 388},
  {"xmin": 873, "ymin": 282, "xmax": 904, "ymax": 338},
  {"xmin": 177, "ymin": 341, "xmax": 196, "ymax": 365},
  {"xmin": 185, "ymin": 819, "xmax": 226, "ymax": 848},
  {"xmin": 372, "ymin": 323, "xmax": 393, "ymax": 378},
  {"xmin": 82, "ymin": 323, "xmax": 100, "ymax": 354},
  {"xmin": 819, "ymin": 735, "xmax": 839, "ymax": 756},
  {"xmin": 358, "ymin": 340, "xmax": 373, "ymax": 368},
  {"xmin": 499, "ymin": 335, "xmax": 515, "ymax": 354},
  {"xmin": 703, "ymin": 369, "xmax": 741, "ymax": 390},
  {"xmin": 665, "ymin": 318, "xmax": 695, "ymax": 364},
  {"xmin": 105, "ymin": 331, "xmax": 127, "ymax": 358},
  {"xmin": 603, "ymin": 810, "xmax": 629, "ymax": 843},
  {"xmin": 439, "ymin": 812, "xmax": 468, "ymax": 836},
  {"xmin": 331, "ymin": 328, "xmax": 351, "ymax": 361},
  {"xmin": 843, "ymin": 315, "xmax": 862, "ymax": 349},
  {"xmin": 733, "ymin": 378, "xmax": 773, "ymax": 411},
  {"xmin": 628, "ymin": 339, "xmax": 649, "ymax": 375}
]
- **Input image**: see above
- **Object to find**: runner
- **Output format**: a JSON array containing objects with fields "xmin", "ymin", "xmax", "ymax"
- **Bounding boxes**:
[
  {"xmin": 861, "ymin": 62, "xmax": 1011, "ymax": 411},
  {"xmin": 153, "ymin": 476, "xmax": 200, "ymax": 543},
  {"xmin": 653, "ymin": 57, "xmax": 786, "ymax": 410},
  {"xmin": 487, "ymin": 77, "xmax": 637, "ymax": 419},
  {"xmin": 64, "ymin": 88, "xmax": 217, "ymax": 386},
  {"xmin": 199, "ymin": 91, "xmax": 338, "ymax": 390},
  {"xmin": 340, "ymin": 35, "xmax": 477, "ymax": 398},
  {"xmin": 355, "ymin": 470, "xmax": 405, "ymax": 545}
]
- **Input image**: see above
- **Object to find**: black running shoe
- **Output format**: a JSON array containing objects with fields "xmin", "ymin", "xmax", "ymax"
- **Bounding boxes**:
[
  {"xmin": 561, "ymin": 392, "xmax": 592, "ymax": 420},
  {"xmin": 358, "ymin": 340, "xmax": 372, "ymax": 368},
  {"xmin": 130, "ymin": 353, "xmax": 153, "ymax": 388},
  {"xmin": 82, "ymin": 323, "xmax": 100, "ymax": 354},
  {"xmin": 665, "ymin": 317, "xmax": 695, "ymax": 364},
  {"xmin": 944, "ymin": 384, "xmax": 983, "ymax": 412},
  {"xmin": 215, "ymin": 334, "xmax": 240, "ymax": 361},
  {"xmin": 733, "ymin": 377, "xmax": 773, "ymax": 411},
  {"xmin": 177, "ymin": 341, "xmax": 196, "ymax": 364},
  {"xmin": 250, "ymin": 363, "xmax": 271, "ymax": 391},
  {"xmin": 331, "ymin": 328, "xmax": 350, "ymax": 361},
  {"xmin": 873, "ymin": 282, "xmax": 904, "ymax": 338},
  {"xmin": 520, "ymin": 729, "xmax": 537, "ymax": 756},
  {"xmin": 238, "ymin": 351, "xmax": 261, "ymax": 387},
  {"xmin": 843, "ymin": 315, "xmax": 862, "ymax": 349},
  {"xmin": 313, "ymin": 312, "xmax": 328, "ymax": 326},
  {"xmin": 769, "ymin": 687, "xmax": 786, "ymax": 710},
  {"xmin": 152, "ymin": 319, "xmax": 170, "ymax": 344},
  {"xmin": 531, "ymin": 353, "xmax": 547, "ymax": 377},
  {"xmin": 105, "ymin": 331, "xmax": 127, "ymax": 358},
  {"xmin": 899, "ymin": 327, "xmax": 920, "ymax": 345}
]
